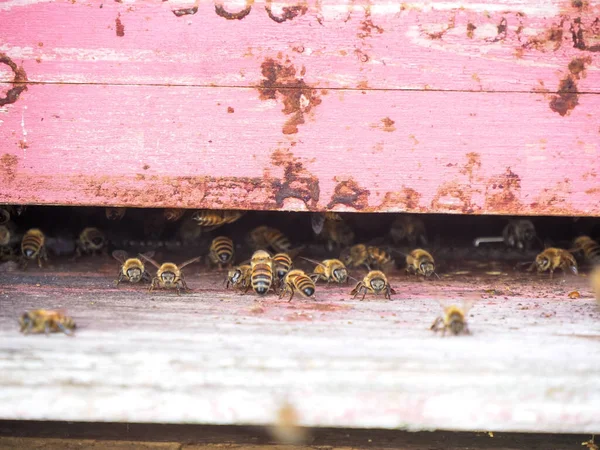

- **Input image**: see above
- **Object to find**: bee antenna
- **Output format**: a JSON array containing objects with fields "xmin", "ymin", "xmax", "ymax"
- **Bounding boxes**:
[
  {"xmin": 299, "ymin": 256, "xmax": 324, "ymax": 267},
  {"xmin": 434, "ymin": 272, "xmax": 441, "ymax": 280},
  {"xmin": 347, "ymin": 274, "xmax": 361, "ymax": 283},
  {"xmin": 390, "ymin": 248, "xmax": 408, "ymax": 258}
]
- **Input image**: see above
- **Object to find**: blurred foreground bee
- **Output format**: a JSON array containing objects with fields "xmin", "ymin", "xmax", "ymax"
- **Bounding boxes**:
[
  {"xmin": 139, "ymin": 254, "xmax": 201, "ymax": 295},
  {"xmin": 430, "ymin": 301, "xmax": 473, "ymax": 336},
  {"xmin": 406, "ymin": 249, "xmax": 437, "ymax": 278},
  {"xmin": 280, "ymin": 269, "xmax": 316, "ymax": 301},
  {"xmin": 76, "ymin": 227, "xmax": 106, "ymax": 256},
  {"xmin": 389, "ymin": 215, "xmax": 427, "ymax": 246},
  {"xmin": 301, "ymin": 257, "xmax": 348, "ymax": 284},
  {"xmin": 208, "ymin": 236, "xmax": 234, "ymax": 268},
  {"xmin": 350, "ymin": 270, "xmax": 395, "ymax": 300},
  {"xmin": 226, "ymin": 264, "xmax": 252, "ymax": 292},
  {"xmin": 19, "ymin": 309, "xmax": 76, "ymax": 336},
  {"xmin": 571, "ymin": 236, "xmax": 600, "ymax": 265},
  {"xmin": 251, "ymin": 250, "xmax": 274, "ymax": 296},
  {"xmin": 105, "ymin": 207, "xmax": 126, "ymax": 221},
  {"xmin": 21, "ymin": 228, "xmax": 48, "ymax": 268},
  {"xmin": 268, "ymin": 401, "xmax": 311, "ymax": 445},
  {"xmin": 0, "ymin": 208, "xmax": 10, "ymax": 225},
  {"xmin": 164, "ymin": 208, "xmax": 186, "ymax": 222},
  {"xmin": 528, "ymin": 248, "xmax": 577, "ymax": 278},
  {"xmin": 192, "ymin": 209, "xmax": 245, "ymax": 230},
  {"xmin": 311, "ymin": 212, "xmax": 343, "ymax": 235},
  {"xmin": 272, "ymin": 252, "xmax": 293, "ymax": 285},
  {"xmin": 113, "ymin": 250, "xmax": 153, "ymax": 285}
]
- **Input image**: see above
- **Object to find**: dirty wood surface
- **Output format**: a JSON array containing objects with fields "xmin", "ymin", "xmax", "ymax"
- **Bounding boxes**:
[
  {"xmin": 1, "ymin": 259, "xmax": 599, "ymax": 432},
  {"xmin": 1, "ymin": 0, "xmax": 599, "ymax": 215}
]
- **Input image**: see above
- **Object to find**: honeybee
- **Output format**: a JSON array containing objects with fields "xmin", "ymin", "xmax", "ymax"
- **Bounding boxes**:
[
  {"xmin": 311, "ymin": 212, "xmax": 343, "ymax": 235},
  {"xmin": 139, "ymin": 253, "xmax": 201, "ymax": 295},
  {"xmin": 322, "ymin": 218, "xmax": 355, "ymax": 251},
  {"xmin": 503, "ymin": 219, "xmax": 537, "ymax": 250},
  {"xmin": 249, "ymin": 226, "xmax": 292, "ymax": 254},
  {"xmin": 430, "ymin": 301, "xmax": 473, "ymax": 336},
  {"xmin": 528, "ymin": 248, "xmax": 578, "ymax": 278},
  {"xmin": 19, "ymin": 309, "xmax": 76, "ymax": 336},
  {"xmin": 272, "ymin": 252, "xmax": 293, "ymax": 284},
  {"xmin": 591, "ymin": 266, "xmax": 600, "ymax": 304},
  {"xmin": 112, "ymin": 250, "xmax": 153, "ymax": 285},
  {"xmin": 21, "ymin": 228, "xmax": 48, "ymax": 268},
  {"xmin": 164, "ymin": 208, "xmax": 186, "ymax": 222},
  {"xmin": 250, "ymin": 249, "xmax": 274, "ymax": 296},
  {"xmin": 571, "ymin": 236, "xmax": 600, "ymax": 264},
  {"xmin": 302, "ymin": 257, "xmax": 348, "ymax": 284},
  {"xmin": 0, "ymin": 207, "xmax": 10, "ymax": 225},
  {"xmin": 406, "ymin": 249, "xmax": 437, "ymax": 278},
  {"xmin": 341, "ymin": 244, "xmax": 392, "ymax": 270},
  {"xmin": 207, "ymin": 236, "xmax": 235, "ymax": 268},
  {"xmin": 76, "ymin": 227, "xmax": 106, "ymax": 256},
  {"xmin": 367, "ymin": 246, "xmax": 394, "ymax": 270},
  {"xmin": 268, "ymin": 401, "xmax": 311, "ymax": 445},
  {"xmin": 105, "ymin": 207, "xmax": 126, "ymax": 221},
  {"xmin": 350, "ymin": 270, "xmax": 396, "ymax": 300},
  {"xmin": 226, "ymin": 264, "xmax": 252, "ymax": 292},
  {"xmin": 191, "ymin": 209, "xmax": 245, "ymax": 230},
  {"xmin": 389, "ymin": 215, "xmax": 427, "ymax": 246},
  {"xmin": 280, "ymin": 269, "xmax": 316, "ymax": 301}
]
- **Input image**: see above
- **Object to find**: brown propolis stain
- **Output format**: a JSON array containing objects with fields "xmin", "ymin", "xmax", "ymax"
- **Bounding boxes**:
[
  {"xmin": 115, "ymin": 14, "xmax": 125, "ymax": 37},
  {"xmin": 484, "ymin": 168, "xmax": 523, "ymax": 213},
  {"xmin": 327, "ymin": 177, "xmax": 370, "ymax": 210},
  {"xmin": 381, "ymin": 117, "xmax": 396, "ymax": 132},
  {"xmin": 523, "ymin": 21, "xmax": 564, "ymax": 52},
  {"xmin": 466, "ymin": 22, "xmax": 476, "ymax": 38},
  {"xmin": 431, "ymin": 182, "xmax": 478, "ymax": 214},
  {"xmin": 0, "ymin": 53, "xmax": 28, "ymax": 106},
  {"xmin": 459, "ymin": 152, "xmax": 481, "ymax": 182},
  {"xmin": 379, "ymin": 188, "xmax": 422, "ymax": 211},
  {"xmin": 549, "ymin": 75, "xmax": 579, "ymax": 116},
  {"xmin": 265, "ymin": 1, "xmax": 307, "ymax": 23},
  {"xmin": 1, "ymin": 154, "xmax": 18, "ymax": 182},
  {"xmin": 358, "ymin": 7, "xmax": 384, "ymax": 39},
  {"xmin": 270, "ymin": 149, "xmax": 320, "ymax": 208},
  {"xmin": 214, "ymin": 1, "xmax": 252, "ymax": 20},
  {"xmin": 568, "ymin": 56, "xmax": 592, "ymax": 79},
  {"xmin": 258, "ymin": 58, "xmax": 322, "ymax": 135},
  {"xmin": 227, "ymin": 107, "xmax": 235, "ymax": 113}
]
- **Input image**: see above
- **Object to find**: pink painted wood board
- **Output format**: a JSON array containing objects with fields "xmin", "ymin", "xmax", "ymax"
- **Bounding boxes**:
[{"xmin": 0, "ymin": 0, "xmax": 599, "ymax": 214}]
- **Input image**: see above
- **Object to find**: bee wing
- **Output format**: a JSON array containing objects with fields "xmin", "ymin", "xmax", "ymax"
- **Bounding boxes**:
[
  {"xmin": 179, "ymin": 255, "xmax": 202, "ymax": 269},
  {"xmin": 140, "ymin": 250, "xmax": 155, "ymax": 259},
  {"xmin": 138, "ymin": 253, "xmax": 161, "ymax": 269},
  {"xmin": 112, "ymin": 250, "xmax": 128, "ymax": 263},
  {"xmin": 311, "ymin": 213, "xmax": 325, "ymax": 235}
]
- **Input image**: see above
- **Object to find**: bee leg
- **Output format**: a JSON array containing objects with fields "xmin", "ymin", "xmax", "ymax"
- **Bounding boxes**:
[
  {"xmin": 180, "ymin": 277, "xmax": 190, "ymax": 292},
  {"xmin": 549, "ymin": 269, "xmax": 554, "ymax": 280},
  {"xmin": 463, "ymin": 323, "xmax": 471, "ymax": 335},
  {"xmin": 361, "ymin": 287, "xmax": 367, "ymax": 301},
  {"xmin": 430, "ymin": 317, "xmax": 442, "ymax": 332},
  {"xmin": 44, "ymin": 322, "xmax": 51, "ymax": 336},
  {"xmin": 57, "ymin": 322, "xmax": 74, "ymax": 336},
  {"xmin": 149, "ymin": 278, "xmax": 158, "ymax": 293},
  {"xmin": 288, "ymin": 289, "xmax": 295, "ymax": 302},
  {"xmin": 115, "ymin": 272, "xmax": 124, "ymax": 286}
]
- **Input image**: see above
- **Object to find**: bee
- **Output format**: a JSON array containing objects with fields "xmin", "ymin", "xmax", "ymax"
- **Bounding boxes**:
[
  {"xmin": 105, "ymin": 207, "xmax": 126, "ymax": 221},
  {"xmin": 311, "ymin": 212, "xmax": 343, "ymax": 235},
  {"xmin": 301, "ymin": 257, "xmax": 348, "ymax": 284},
  {"xmin": 389, "ymin": 215, "xmax": 427, "ymax": 247},
  {"xmin": 272, "ymin": 252, "xmax": 293, "ymax": 284},
  {"xmin": 570, "ymin": 236, "xmax": 600, "ymax": 265},
  {"xmin": 591, "ymin": 266, "xmax": 600, "ymax": 304},
  {"xmin": 367, "ymin": 246, "xmax": 394, "ymax": 270},
  {"xmin": 21, "ymin": 228, "xmax": 48, "ymax": 268},
  {"xmin": 19, "ymin": 309, "xmax": 76, "ymax": 336},
  {"xmin": 0, "ymin": 207, "xmax": 10, "ymax": 225},
  {"xmin": 164, "ymin": 208, "xmax": 186, "ymax": 222},
  {"xmin": 112, "ymin": 250, "xmax": 153, "ymax": 285},
  {"xmin": 4, "ymin": 205, "xmax": 26, "ymax": 217},
  {"xmin": 76, "ymin": 227, "xmax": 106, "ymax": 256},
  {"xmin": 341, "ymin": 243, "xmax": 368, "ymax": 268},
  {"xmin": 250, "ymin": 249, "xmax": 274, "ymax": 296},
  {"xmin": 350, "ymin": 270, "xmax": 396, "ymax": 300},
  {"xmin": 207, "ymin": 236, "xmax": 235, "ymax": 268},
  {"xmin": 280, "ymin": 269, "xmax": 316, "ymax": 301},
  {"xmin": 430, "ymin": 301, "xmax": 473, "ymax": 336},
  {"xmin": 139, "ymin": 254, "xmax": 201, "ymax": 295},
  {"xmin": 249, "ymin": 226, "xmax": 292, "ymax": 254},
  {"xmin": 268, "ymin": 401, "xmax": 311, "ymax": 445},
  {"xmin": 191, "ymin": 209, "xmax": 245, "ymax": 230},
  {"xmin": 406, "ymin": 249, "xmax": 437, "ymax": 278},
  {"xmin": 322, "ymin": 218, "xmax": 355, "ymax": 251},
  {"xmin": 528, "ymin": 248, "xmax": 577, "ymax": 278},
  {"xmin": 226, "ymin": 264, "xmax": 252, "ymax": 292},
  {"xmin": 0, "ymin": 225, "xmax": 10, "ymax": 247},
  {"xmin": 503, "ymin": 219, "xmax": 537, "ymax": 250}
]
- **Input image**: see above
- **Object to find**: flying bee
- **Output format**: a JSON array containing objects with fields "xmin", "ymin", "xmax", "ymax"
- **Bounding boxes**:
[
  {"xmin": 272, "ymin": 252, "xmax": 293, "ymax": 285},
  {"xmin": 112, "ymin": 250, "xmax": 153, "ymax": 285},
  {"xmin": 0, "ymin": 207, "xmax": 10, "ymax": 225},
  {"xmin": 322, "ymin": 218, "xmax": 354, "ymax": 251},
  {"xmin": 503, "ymin": 219, "xmax": 537, "ymax": 250},
  {"xmin": 21, "ymin": 228, "xmax": 48, "ymax": 268},
  {"xmin": 528, "ymin": 248, "xmax": 578, "ymax": 279},
  {"xmin": 301, "ymin": 257, "xmax": 348, "ymax": 284},
  {"xmin": 406, "ymin": 249, "xmax": 437, "ymax": 278},
  {"xmin": 249, "ymin": 226, "xmax": 292, "ymax": 254},
  {"xmin": 311, "ymin": 212, "xmax": 343, "ymax": 235},
  {"xmin": 250, "ymin": 249, "xmax": 274, "ymax": 296},
  {"xmin": 226, "ymin": 264, "xmax": 252, "ymax": 292},
  {"xmin": 76, "ymin": 227, "xmax": 107, "ymax": 256},
  {"xmin": 280, "ymin": 269, "xmax": 316, "ymax": 301},
  {"xmin": 19, "ymin": 309, "xmax": 76, "ymax": 336},
  {"xmin": 389, "ymin": 215, "xmax": 427, "ymax": 247},
  {"xmin": 164, "ymin": 208, "xmax": 186, "ymax": 222},
  {"xmin": 430, "ymin": 301, "xmax": 473, "ymax": 336},
  {"xmin": 207, "ymin": 236, "xmax": 235, "ymax": 268},
  {"xmin": 350, "ymin": 270, "xmax": 396, "ymax": 300},
  {"xmin": 139, "ymin": 254, "xmax": 201, "ymax": 295},
  {"xmin": 105, "ymin": 207, "xmax": 126, "ymax": 221},
  {"xmin": 268, "ymin": 401, "xmax": 311, "ymax": 445},
  {"xmin": 570, "ymin": 236, "xmax": 600, "ymax": 265}
]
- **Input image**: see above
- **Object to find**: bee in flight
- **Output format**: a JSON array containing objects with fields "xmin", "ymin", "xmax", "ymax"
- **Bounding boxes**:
[
  {"xmin": 350, "ymin": 270, "xmax": 395, "ymax": 300},
  {"xmin": 139, "ymin": 254, "xmax": 201, "ymax": 295},
  {"xmin": 112, "ymin": 250, "xmax": 153, "ymax": 285},
  {"xmin": 192, "ymin": 209, "xmax": 245, "ymax": 231},
  {"xmin": 528, "ymin": 248, "xmax": 577, "ymax": 279},
  {"xmin": 280, "ymin": 269, "xmax": 316, "ymax": 301},
  {"xmin": 19, "ymin": 309, "xmax": 76, "ymax": 336},
  {"xmin": 430, "ymin": 300, "xmax": 474, "ymax": 336}
]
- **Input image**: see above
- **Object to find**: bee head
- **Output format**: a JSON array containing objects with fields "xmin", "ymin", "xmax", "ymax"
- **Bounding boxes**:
[
  {"xmin": 161, "ymin": 271, "xmax": 176, "ymax": 285},
  {"xmin": 19, "ymin": 312, "xmax": 32, "ymax": 331},
  {"xmin": 448, "ymin": 317, "xmax": 465, "ymax": 335},
  {"xmin": 420, "ymin": 261, "xmax": 435, "ymax": 277},
  {"xmin": 536, "ymin": 256, "xmax": 550, "ymax": 271},
  {"xmin": 333, "ymin": 268, "xmax": 347, "ymax": 283},
  {"xmin": 127, "ymin": 267, "xmax": 143, "ymax": 282},
  {"xmin": 370, "ymin": 277, "xmax": 386, "ymax": 292}
]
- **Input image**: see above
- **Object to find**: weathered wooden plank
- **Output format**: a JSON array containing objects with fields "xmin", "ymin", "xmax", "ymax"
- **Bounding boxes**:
[
  {"xmin": 0, "ymin": 84, "xmax": 598, "ymax": 214},
  {"xmin": 0, "ymin": 0, "xmax": 598, "ymax": 92},
  {"xmin": 0, "ymin": 262, "xmax": 599, "ymax": 432}
]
